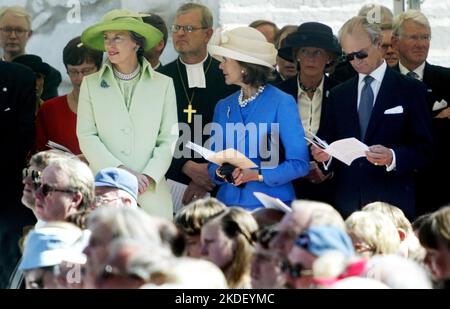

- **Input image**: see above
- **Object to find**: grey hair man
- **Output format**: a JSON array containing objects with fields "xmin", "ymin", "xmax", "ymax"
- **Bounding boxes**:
[
  {"xmin": 83, "ymin": 206, "xmax": 165, "ymax": 288},
  {"xmin": 312, "ymin": 16, "xmax": 432, "ymax": 220},
  {"xmin": 33, "ymin": 157, "xmax": 95, "ymax": 222},
  {"xmin": 0, "ymin": 6, "xmax": 61, "ymax": 100},
  {"xmin": 357, "ymin": 4, "xmax": 398, "ymax": 67},
  {"xmin": 392, "ymin": 10, "xmax": 450, "ymax": 216},
  {"xmin": 95, "ymin": 238, "xmax": 173, "ymax": 289}
]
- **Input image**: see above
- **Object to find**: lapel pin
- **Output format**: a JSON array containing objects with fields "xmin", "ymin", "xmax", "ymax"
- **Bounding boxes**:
[{"xmin": 101, "ymin": 80, "xmax": 109, "ymax": 88}]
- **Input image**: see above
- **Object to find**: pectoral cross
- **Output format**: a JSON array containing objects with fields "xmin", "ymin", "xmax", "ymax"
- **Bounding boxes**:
[{"xmin": 183, "ymin": 104, "xmax": 197, "ymax": 124}]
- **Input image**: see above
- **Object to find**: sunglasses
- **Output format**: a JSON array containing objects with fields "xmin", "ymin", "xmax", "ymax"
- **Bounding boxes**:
[
  {"xmin": 342, "ymin": 50, "xmax": 368, "ymax": 62},
  {"xmin": 281, "ymin": 260, "xmax": 313, "ymax": 278},
  {"xmin": 22, "ymin": 168, "xmax": 41, "ymax": 189},
  {"xmin": 37, "ymin": 183, "xmax": 77, "ymax": 197}
]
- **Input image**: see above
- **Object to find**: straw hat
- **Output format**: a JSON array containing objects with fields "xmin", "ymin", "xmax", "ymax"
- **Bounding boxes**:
[
  {"xmin": 208, "ymin": 27, "xmax": 277, "ymax": 68},
  {"xmin": 81, "ymin": 9, "xmax": 163, "ymax": 52}
]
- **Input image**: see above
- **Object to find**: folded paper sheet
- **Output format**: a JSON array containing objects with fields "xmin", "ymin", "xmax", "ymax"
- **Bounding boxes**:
[
  {"xmin": 186, "ymin": 141, "xmax": 257, "ymax": 169},
  {"xmin": 305, "ymin": 131, "xmax": 369, "ymax": 166}
]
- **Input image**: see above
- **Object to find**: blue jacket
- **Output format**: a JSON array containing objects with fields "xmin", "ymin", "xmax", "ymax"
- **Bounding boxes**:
[{"xmin": 208, "ymin": 84, "xmax": 309, "ymax": 210}]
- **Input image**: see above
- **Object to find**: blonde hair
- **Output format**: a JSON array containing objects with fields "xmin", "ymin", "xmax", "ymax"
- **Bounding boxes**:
[
  {"xmin": 345, "ymin": 211, "xmax": 400, "ymax": 256},
  {"xmin": 47, "ymin": 158, "xmax": 95, "ymax": 211},
  {"xmin": 362, "ymin": 202, "xmax": 412, "ymax": 233},
  {"xmin": 291, "ymin": 200, "xmax": 345, "ymax": 231},
  {"xmin": 29, "ymin": 150, "xmax": 73, "ymax": 170},
  {"xmin": 393, "ymin": 9, "xmax": 431, "ymax": 37},
  {"xmin": 0, "ymin": 6, "xmax": 32, "ymax": 29}
]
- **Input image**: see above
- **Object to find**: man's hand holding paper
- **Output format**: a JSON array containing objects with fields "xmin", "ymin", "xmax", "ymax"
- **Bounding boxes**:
[{"xmin": 365, "ymin": 145, "xmax": 393, "ymax": 167}]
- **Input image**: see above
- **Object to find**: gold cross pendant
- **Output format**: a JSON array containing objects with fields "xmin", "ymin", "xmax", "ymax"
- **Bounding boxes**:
[{"xmin": 183, "ymin": 104, "xmax": 197, "ymax": 124}]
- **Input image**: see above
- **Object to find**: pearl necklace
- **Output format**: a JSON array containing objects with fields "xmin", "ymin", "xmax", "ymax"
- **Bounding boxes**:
[
  {"xmin": 113, "ymin": 64, "xmax": 141, "ymax": 81},
  {"xmin": 238, "ymin": 85, "xmax": 266, "ymax": 108}
]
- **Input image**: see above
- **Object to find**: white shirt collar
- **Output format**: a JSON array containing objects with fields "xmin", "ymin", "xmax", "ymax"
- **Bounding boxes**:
[
  {"xmin": 179, "ymin": 54, "xmax": 209, "ymax": 88},
  {"xmin": 399, "ymin": 61, "xmax": 425, "ymax": 80},
  {"xmin": 358, "ymin": 60, "xmax": 387, "ymax": 86}
]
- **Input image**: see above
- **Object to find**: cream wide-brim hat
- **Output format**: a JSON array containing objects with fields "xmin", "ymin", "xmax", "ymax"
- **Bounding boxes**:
[
  {"xmin": 81, "ymin": 9, "xmax": 163, "ymax": 52},
  {"xmin": 208, "ymin": 27, "xmax": 277, "ymax": 69}
]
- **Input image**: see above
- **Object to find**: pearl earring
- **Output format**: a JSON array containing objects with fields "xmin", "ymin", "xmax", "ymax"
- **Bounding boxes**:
[{"xmin": 241, "ymin": 69, "xmax": 246, "ymax": 75}]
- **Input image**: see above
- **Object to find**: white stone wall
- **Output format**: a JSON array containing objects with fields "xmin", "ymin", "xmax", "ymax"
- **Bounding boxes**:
[
  {"xmin": 2, "ymin": 0, "xmax": 448, "ymax": 94},
  {"xmin": 219, "ymin": 0, "xmax": 450, "ymax": 67}
]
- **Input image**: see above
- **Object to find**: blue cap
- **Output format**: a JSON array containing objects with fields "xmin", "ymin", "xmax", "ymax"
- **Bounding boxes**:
[
  {"xmin": 295, "ymin": 225, "xmax": 355, "ymax": 257},
  {"xmin": 19, "ymin": 225, "xmax": 90, "ymax": 270},
  {"xmin": 95, "ymin": 167, "xmax": 138, "ymax": 201}
]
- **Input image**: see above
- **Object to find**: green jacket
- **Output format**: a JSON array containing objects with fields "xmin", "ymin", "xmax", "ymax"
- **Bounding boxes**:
[{"xmin": 77, "ymin": 58, "xmax": 178, "ymax": 219}]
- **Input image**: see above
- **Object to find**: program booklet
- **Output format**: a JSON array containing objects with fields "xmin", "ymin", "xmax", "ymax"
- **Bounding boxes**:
[
  {"xmin": 305, "ymin": 131, "xmax": 369, "ymax": 166},
  {"xmin": 186, "ymin": 141, "xmax": 257, "ymax": 169}
]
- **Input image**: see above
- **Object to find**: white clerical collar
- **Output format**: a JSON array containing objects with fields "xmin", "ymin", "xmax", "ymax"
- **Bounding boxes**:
[
  {"xmin": 179, "ymin": 54, "xmax": 209, "ymax": 88},
  {"xmin": 399, "ymin": 61, "xmax": 425, "ymax": 81}
]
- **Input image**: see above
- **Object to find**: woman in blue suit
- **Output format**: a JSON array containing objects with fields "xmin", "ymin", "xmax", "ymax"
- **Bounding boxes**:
[{"xmin": 207, "ymin": 27, "xmax": 309, "ymax": 211}]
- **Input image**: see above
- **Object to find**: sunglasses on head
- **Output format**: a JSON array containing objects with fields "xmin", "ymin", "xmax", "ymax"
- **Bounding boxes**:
[
  {"xmin": 343, "ymin": 50, "xmax": 368, "ymax": 62},
  {"xmin": 22, "ymin": 168, "xmax": 41, "ymax": 188},
  {"xmin": 38, "ymin": 183, "xmax": 77, "ymax": 197}
]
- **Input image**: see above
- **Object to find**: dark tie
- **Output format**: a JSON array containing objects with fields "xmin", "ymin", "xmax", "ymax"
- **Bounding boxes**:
[
  {"xmin": 358, "ymin": 75, "xmax": 374, "ymax": 140},
  {"xmin": 407, "ymin": 71, "xmax": 419, "ymax": 80}
]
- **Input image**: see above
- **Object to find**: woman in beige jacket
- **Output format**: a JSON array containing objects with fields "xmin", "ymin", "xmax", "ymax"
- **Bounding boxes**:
[{"xmin": 77, "ymin": 9, "xmax": 178, "ymax": 219}]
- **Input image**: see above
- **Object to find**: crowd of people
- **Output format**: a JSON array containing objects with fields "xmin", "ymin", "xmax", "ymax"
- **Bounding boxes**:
[{"xmin": 0, "ymin": 2, "xmax": 449, "ymax": 289}]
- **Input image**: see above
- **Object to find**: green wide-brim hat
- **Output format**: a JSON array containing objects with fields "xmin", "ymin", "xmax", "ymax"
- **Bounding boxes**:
[{"xmin": 81, "ymin": 9, "xmax": 163, "ymax": 52}]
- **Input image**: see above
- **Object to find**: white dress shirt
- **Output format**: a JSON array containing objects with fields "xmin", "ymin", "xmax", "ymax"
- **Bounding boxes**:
[
  {"xmin": 399, "ymin": 61, "xmax": 425, "ymax": 81},
  {"xmin": 297, "ymin": 77, "xmax": 324, "ymax": 136}
]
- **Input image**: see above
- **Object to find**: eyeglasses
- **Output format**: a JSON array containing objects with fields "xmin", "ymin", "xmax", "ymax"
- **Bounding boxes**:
[
  {"xmin": 297, "ymin": 48, "xmax": 326, "ymax": 59},
  {"xmin": 400, "ymin": 34, "xmax": 431, "ymax": 42},
  {"xmin": 170, "ymin": 24, "xmax": 208, "ymax": 33},
  {"xmin": 281, "ymin": 260, "xmax": 313, "ymax": 278},
  {"xmin": 0, "ymin": 27, "xmax": 29, "ymax": 36},
  {"xmin": 37, "ymin": 183, "xmax": 77, "ymax": 197},
  {"xmin": 67, "ymin": 66, "xmax": 97, "ymax": 77},
  {"xmin": 94, "ymin": 195, "xmax": 123, "ymax": 205},
  {"xmin": 342, "ymin": 49, "xmax": 369, "ymax": 62}
]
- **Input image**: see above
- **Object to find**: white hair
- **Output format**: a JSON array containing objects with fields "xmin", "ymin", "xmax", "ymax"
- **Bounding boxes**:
[
  {"xmin": 393, "ymin": 10, "xmax": 431, "ymax": 37},
  {"xmin": 364, "ymin": 255, "xmax": 432, "ymax": 289}
]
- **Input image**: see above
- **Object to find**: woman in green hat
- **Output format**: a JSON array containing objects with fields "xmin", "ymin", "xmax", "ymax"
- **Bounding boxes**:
[{"xmin": 77, "ymin": 9, "xmax": 178, "ymax": 220}]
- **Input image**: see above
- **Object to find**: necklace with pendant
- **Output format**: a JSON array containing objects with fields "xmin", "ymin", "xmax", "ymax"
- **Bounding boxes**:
[{"xmin": 176, "ymin": 57, "xmax": 213, "ymax": 124}]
